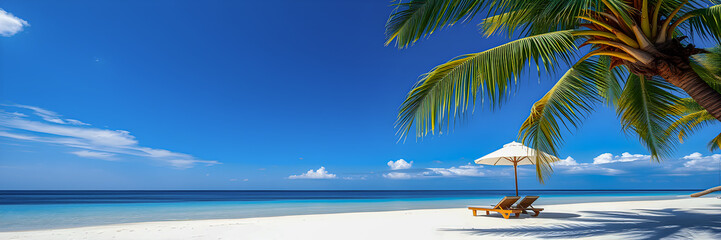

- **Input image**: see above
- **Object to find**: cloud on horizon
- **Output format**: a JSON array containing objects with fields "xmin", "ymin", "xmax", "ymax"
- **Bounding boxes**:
[
  {"xmin": 286, "ymin": 152, "xmax": 719, "ymax": 181},
  {"xmin": 0, "ymin": 9, "xmax": 29, "ymax": 37},
  {"xmin": 552, "ymin": 152, "xmax": 721, "ymax": 177},
  {"xmin": 593, "ymin": 152, "xmax": 651, "ymax": 164},
  {"xmin": 426, "ymin": 164, "xmax": 487, "ymax": 177},
  {"xmin": 552, "ymin": 153, "xmax": 655, "ymax": 176},
  {"xmin": 383, "ymin": 162, "xmax": 503, "ymax": 180},
  {"xmin": 288, "ymin": 167, "xmax": 337, "ymax": 179},
  {"xmin": 0, "ymin": 104, "xmax": 220, "ymax": 169},
  {"xmin": 678, "ymin": 152, "xmax": 721, "ymax": 172},
  {"xmin": 553, "ymin": 156, "xmax": 625, "ymax": 175},
  {"xmin": 387, "ymin": 159, "xmax": 412, "ymax": 170},
  {"xmin": 383, "ymin": 172, "xmax": 412, "ymax": 179}
]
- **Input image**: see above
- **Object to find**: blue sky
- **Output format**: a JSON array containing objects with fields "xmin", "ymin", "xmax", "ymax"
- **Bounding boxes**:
[{"xmin": 1, "ymin": 1, "xmax": 720, "ymax": 190}]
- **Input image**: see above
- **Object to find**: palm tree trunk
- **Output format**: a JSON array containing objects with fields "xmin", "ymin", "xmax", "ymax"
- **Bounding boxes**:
[
  {"xmin": 660, "ymin": 68, "xmax": 721, "ymax": 121},
  {"xmin": 691, "ymin": 186, "xmax": 721, "ymax": 197}
]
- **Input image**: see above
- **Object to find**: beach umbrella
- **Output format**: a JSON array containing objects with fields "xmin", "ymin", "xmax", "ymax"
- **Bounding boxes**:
[{"xmin": 475, "ymin": 141, "xmax": 559, "ymax": 196}]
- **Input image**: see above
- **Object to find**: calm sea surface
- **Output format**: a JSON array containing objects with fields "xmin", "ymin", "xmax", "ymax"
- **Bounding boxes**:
[{"xmin": 0, "ymin": 190, "xmax": 701, "ymax": 231}]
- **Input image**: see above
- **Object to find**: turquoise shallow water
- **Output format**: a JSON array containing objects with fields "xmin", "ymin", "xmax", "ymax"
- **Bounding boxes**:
[{"xmin": 0, "ymin": 190, "xmax": 705, "ymax": 231}]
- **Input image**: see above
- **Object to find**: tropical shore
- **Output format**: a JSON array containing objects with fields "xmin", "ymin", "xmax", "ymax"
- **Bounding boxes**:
[{"xmin": 2, "ymin": 197, "xmax": 719, "ymax": 240}]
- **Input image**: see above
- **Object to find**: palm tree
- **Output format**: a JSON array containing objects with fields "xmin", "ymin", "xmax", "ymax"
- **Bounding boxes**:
[
  {"xmin": 386, "ymin": 0, "xmax": 721, "ymax": 185},
  {"xmin": 667, "ymin": 95, "xmax": 721, "ymax": 196},
  {"xmin": 668, "ymin": 97, "xmax": 721, "ymax": 151}
]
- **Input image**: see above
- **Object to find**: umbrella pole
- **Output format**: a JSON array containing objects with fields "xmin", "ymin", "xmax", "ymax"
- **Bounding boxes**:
[{"xmin": 514, "ymin": 161, "xmax": 519, "ymax": 196}]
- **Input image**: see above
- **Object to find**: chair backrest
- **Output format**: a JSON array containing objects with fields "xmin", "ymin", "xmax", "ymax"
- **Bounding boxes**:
[
  {"xmin": 494, "ymin": 196, "xmax": 521, "ymax": 210},
  {"xmin": 516, "ymin": 196, "xmax": 539, "ymax": 208}
]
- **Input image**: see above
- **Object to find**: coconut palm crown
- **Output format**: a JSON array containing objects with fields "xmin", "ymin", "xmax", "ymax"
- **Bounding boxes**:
[{"xmin": 386, "ymin": 0, "xmax": 721, "ymax": 181}]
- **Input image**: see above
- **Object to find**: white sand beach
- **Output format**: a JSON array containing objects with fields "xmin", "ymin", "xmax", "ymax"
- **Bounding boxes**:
[{"xmin": 2, "ymin": 197, "xmax": 720, "ymax": 240}]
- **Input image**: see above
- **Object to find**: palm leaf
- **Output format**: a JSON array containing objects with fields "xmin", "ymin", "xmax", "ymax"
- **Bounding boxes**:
[
  {"xmin": 519, "ymin": 57, "xmax": 612, "ymax": 182},
  {"xmin": 479, "ymin": 0, "xmax": 597, "ymax": 37},
  {"xmin": 617, "ymin": 75, "xmax": 682, "ymax": 160},
  {"xmin": 666, "ymin": 98, "xmax": 720, "ymax": 151},
  {"xmin": 599, "ymin": 65, "xmax": 627, "ymax": 107},
  {"xmin": 385, "ymin": 0, "xmax": 716, "ymax": 47},
  {"xmin": 667, "ymin": 102, "xmax": 716, "ymax": 142},
  {"xmin": 685, "ymin": 4, "xmax": 721, "ymax": 43},
  {"xmin": 691, "ymin": 46, "xmax": 721, "ymax": 93},
  {"xmin": 385, "ymin": 0, "xmax": 487, "ymax": 48},
  {"xmin": 397, "ymin": 30, "xmax": 578, "ymax": 139},
  {"xmin": 709, "ymin": 132, "xmax": 721, "ymax": 151}
]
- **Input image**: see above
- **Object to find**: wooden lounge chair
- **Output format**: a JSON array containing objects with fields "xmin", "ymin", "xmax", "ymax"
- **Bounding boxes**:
[
  {"xmin": 468, "ymin": 196, "xmax": 523, "ymax": 219},
  {"xmin": 513, "ymin": 196, "xmax": 544, "ymax": 217}
]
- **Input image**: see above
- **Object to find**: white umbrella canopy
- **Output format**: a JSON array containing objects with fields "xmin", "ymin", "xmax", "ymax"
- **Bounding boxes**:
[{"xmin": 475, "ymin": 141, "xmax": 559, "ymax": 196}]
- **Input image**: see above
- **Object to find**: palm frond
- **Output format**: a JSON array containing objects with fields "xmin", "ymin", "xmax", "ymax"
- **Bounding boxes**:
[
  {"xmin": 617, "ymin": 75, "xmax": 682, "ymax": 160},
  {"xmin": 685, "ymin": 4, "xmax": 721, "ymax": 43},
  {"xmin": 479, "ymin": 0, "xmax": 597, "ymax": 37},
  {"xmin": 397, "ymin": 30, "xmax": 578, "ymax": 139},
  {"xmin": 385, "ymin": 0, "xmax": 717, "ymax": 47},
  {"xmin": 709, "ymin": 132, "xmax": 721, "ymax": 151},
  {"xmin": 600, "ymin": 0, "xmax": 636, "ymax": 26},
  {"xmin": 519, "ymin": 57, "xmax": 611, "ymax": 182},
  {"xmin": 385, "ymin": 0, "xmax": 487, "ymax": 48},
  {"xmin": 598, "ymin": 65, "xmax": 627, "ymax": 107},
  {"xmin": 691, "ymin": 46, "xmax": 721, "ymax": 93},
  {"xmin": 666, "ymin": 98, "xmax": 720, "ymax": 151},
  {"xmin": 479, "ymin": 9, "xmax": 535, "ymax": 37},
  {"xmin": 667, "ymin": 102, "xmax": 716, "ymax": 142},
  {"xmin": 672, "ymin": 97, "xmax": 707, "ymax": 112}
]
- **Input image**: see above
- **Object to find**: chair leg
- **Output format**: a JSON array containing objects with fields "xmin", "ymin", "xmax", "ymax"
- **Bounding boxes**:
[
  {"xmin": 485, "ymin": 211, "xmax": 489, "ymax": 215},
  {"xmin": 501, "ymin": 213, "xmax": 510, "ymax": 219},
  {"xmin": 531, "ymin": 211, "xmax": 540, "ymax": 217},
  {"xmin": 514, "ymin": 213, "xmax": 520, "ymax": 217},
  {"xmin": 472, "ymin": 210, "xmax": 477, "ymax": 216}
]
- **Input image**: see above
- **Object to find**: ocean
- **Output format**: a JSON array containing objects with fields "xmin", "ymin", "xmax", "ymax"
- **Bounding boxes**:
[{"xmin": 0, "ymin": 190, "xmax": 700, "ymax": 231}]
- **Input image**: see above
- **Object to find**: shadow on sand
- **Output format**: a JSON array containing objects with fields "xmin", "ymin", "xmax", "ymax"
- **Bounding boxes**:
[
  {"xmin": 478, "ymin": 212, "xmax": 582, "ymax": 219},
  {"xmin": 445, "ymin": 208, "xmax": 721, "ymax": 239}
]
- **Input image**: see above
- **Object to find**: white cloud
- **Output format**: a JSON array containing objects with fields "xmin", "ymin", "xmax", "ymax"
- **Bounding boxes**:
[
  {"xmin": 383, "ymin": 172, "xmax": 412, "ymax": 179},
  {"xmin": 70, "ymin": 150, "xmax": 116, "ymax": 161},
  {"xmin": 592, "ymin": 153, "xmax": 615, "ymax": 164},
  {"xmin": 387, "ymin": 159, "xmax": 412, "ymax": 170},
  {"xmin": 0, "ymin": 131, "xmax": 37, "ymax": 141},
  {"xmin": 288, "ymin": 167, "xmax": 337, "ymax": 179},
  {"xmin": 555, "ymin": 152, "xmax": 721, "ymax": 176},
  {"xmin": 4, "ymin": 104, "xmax": 90, "ymax": 126},
  {"xmin": 680, "ymin": 152, "xmax": 721, "ymax": 172},
  {"xmin": 554, "ymin": 156, "xmax": 624, "ymax": 175},
  {"xmin": 65, "ymin": 119, "xmax": 90, "ymax": 126},
  {"xmin": 555, "ymin": 156, "xmax": 579, "ymax": 166},
  {"xmin": 683, "ymin": 152, "xmax": 704, "ymax": 160},
  {"xmin": 166, "ymin": 159, "xmax": 220, "ymax": 169},
  {"xmin": 0, "ymin": 9, "xmax": 28, "ymax": 37},
  {"xmin": 0, "ymin": 111, "xmax": 27, "ymax": 117},
  {"xmin": 593, "ymin": 152, "xmax": 650, "ymax": 164},
  {"xmin": 562, "ymin": 165, "xmax": 624, "ymax": 175},
  {"xmin": 383, "ymin": 163, "xmax": 495, "ymax": 179},
  {"xmin": 383, "ymin": 159, "xmax": 416, "ymax": 179},
  {"xmin": 342, "ymin": 175, "xmax": 368, "ymax": 180},
  {"xmin": 0, "ymin": 104, "xmax": 219, "ymax": 169},
  {"xmin": 3, "ymin": 119, "xmax": 137, "ymax": 146},
  {"xmin": 427, "ymin": 164, "xmax": 486, "ymax": 177}
]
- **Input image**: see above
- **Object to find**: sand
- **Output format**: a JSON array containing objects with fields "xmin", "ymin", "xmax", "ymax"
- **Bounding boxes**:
[{"xmin": 1, "ymin": 197, "xmax": 720, "ymax": 240}]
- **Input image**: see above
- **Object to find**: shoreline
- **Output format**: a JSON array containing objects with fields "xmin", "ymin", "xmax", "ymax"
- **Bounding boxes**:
[
  {"xmin": 2, "ymin": 197, "xmax": 719, "ymax": 239},
  {"xmin": 0, "ymin": 192, "xmax": 697, "ymax": 232}
]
